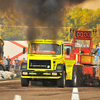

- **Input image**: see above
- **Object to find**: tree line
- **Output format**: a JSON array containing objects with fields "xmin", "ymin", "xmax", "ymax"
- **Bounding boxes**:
[
  {"xmin": 0, "ymin": 7, "xmax": 100, "ymax": 45},
  {"xmin": 61, "ymin": 7, "xmax": 100, "ymax": 45}
]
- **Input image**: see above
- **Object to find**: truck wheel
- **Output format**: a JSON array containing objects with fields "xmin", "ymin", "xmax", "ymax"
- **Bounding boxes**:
[
  {"xmin": 72, "ymin": 67, "xmax": 77, "ymax": 86},
  {"xmin": 57, "ymin": 70, "xmax": 66, "ymax": 88},
  {"xmin": 99, "ymin": 80, "xmax": 100, "ymax": 87},
  {"xmin": 0, "ymin": 44, "xmax": 2, "ymax": 53},
  {"xmin": 66, "ymin": 80, "xmax": 73, "ymax": 87},
  {"xmin": 72, "ymin": 66, "xmax": 83, "ymax": 87},
  {"xmin": 21, "ymin": 78, "xmax": 29, "ymax": 87},
  {"xmin": 93, "ymin": 79, "xmax": 99, "ymax": 87},
  {"xmin": 31, "ymin": 81, "xmax": 36, "ymax": 86},
  {"xmin": 42, "ymin": 81, "xmax": 47, "ymax": 86}
]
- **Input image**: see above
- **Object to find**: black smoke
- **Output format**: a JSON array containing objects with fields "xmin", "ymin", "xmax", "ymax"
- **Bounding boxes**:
[{"xmin": 0, "ymin": 0, "xmax": 90, "ymax": 40}]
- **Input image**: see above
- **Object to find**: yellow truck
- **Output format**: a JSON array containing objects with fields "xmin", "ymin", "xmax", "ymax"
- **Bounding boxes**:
[
  {"xmin": 0, "ymin": 36, "xmax": 5, "ymax": 71},
  {"xmin": 21, "ymin": 39, "xmax": 66, "ymax": 87}
]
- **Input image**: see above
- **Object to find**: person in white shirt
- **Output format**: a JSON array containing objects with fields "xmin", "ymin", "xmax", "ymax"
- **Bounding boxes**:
[
  {"xmin": 81, "ymin": 40, "xmax": 89, "ymax": 47},
  {"xmin": 13, "ymin": 58, "xmax": 16, "ymax": 70},
  {"xmin": 3, "ymin": 56, "xmax": 7, "ymax": 70}
]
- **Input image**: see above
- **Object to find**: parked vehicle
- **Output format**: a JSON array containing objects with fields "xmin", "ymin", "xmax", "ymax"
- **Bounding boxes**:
[{"xmin": 0, "ymin": 36, "xmax": 5, "ymax": 71}]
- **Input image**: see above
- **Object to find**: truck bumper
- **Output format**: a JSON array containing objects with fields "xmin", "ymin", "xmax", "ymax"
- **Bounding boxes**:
[{"xmin": 21, "ymin": 71, "xmax": 62, "ymax": 79}]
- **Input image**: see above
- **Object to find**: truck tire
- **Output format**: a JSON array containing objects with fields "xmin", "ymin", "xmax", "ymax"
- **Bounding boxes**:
[
  {"xmin": 42, "ymin": 81, "xmax": 47, "ymax": 86},
  {"xmin": 99, "ymin": 80, "xmax": 100, "ymax": 87},
  {"xmin": 0, "ymin": 44, "xmax": 2, "ymax": 53},
  {"xmin": 72, "ymin": 66, "xmax": 77, "ymax": 86},
  {"xmin": 66, "ymin": 80, "xmax": 72, "ymax": 87},
  {"xmin": 73, "ymin": 66, "xmax": 83, "ymax": 87},
  {"xmin": 93, "ymin": 79, "xmax": 99, "ymax": 87},
  {"xmin": 21, "ymin": 78, "xmax": 29, "ymax": 87},
  {"xmin": 57, "ymin": 70, "xmax": 66, "ymax": 88},
  {"xmin": 31, "ymin": 81, "xmax": 37, "ymax": 86}
]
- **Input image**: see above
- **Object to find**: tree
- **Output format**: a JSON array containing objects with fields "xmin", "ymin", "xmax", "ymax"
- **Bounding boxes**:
[
  {"xmin": 1, "ymin": 7, "xmax": 26, "ymax": 40},
  {"xmin": 62, "ymin": 7, "xmax": 100, "ymax": 45}
]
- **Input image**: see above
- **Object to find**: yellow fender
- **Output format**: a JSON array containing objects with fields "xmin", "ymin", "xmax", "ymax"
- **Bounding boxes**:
[{"xmin": 65, "ymin": 60, "xmax": 75, "ymax": 80}]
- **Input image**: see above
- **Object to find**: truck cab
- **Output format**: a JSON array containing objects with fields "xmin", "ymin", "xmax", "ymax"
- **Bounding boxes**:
[
  {"xmin": 72, "ymin": 30, "xmax": 93, "ymax": 65},
  {"xmin": 21, "ymin": 39, "xmax": 66, "ymax": 87}
]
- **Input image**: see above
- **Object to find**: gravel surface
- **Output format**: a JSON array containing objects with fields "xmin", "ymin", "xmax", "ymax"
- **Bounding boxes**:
[{"xmin": 0, "ymin": 80, "xmax": 100, "ymax": 100}]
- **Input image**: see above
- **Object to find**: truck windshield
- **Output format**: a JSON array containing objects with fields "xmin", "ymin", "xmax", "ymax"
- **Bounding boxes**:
[
  {"xmin": 29, "ymin": 43, "xmax": 61, "ymax": 54},
  {"xmin": 75, "ymin": 39, "xmax": 90, "ymax": 48},
  {"xmin": 64, "ymin": 45, "xmax": 72, "ymax": 52}
]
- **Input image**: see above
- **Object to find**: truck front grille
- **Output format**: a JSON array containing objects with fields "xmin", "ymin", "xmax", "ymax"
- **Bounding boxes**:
[{"xmin": 29, "ymin": 60, "xmax": 51, "ymax": 69}]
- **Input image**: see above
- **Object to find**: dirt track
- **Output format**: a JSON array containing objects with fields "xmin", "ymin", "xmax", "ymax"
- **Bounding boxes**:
[{"xmin": 0, "ymin": 80, "xmax": 100, "ymax": 100}]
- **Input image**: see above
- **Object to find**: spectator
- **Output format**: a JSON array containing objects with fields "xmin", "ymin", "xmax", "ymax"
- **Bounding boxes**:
[
  {"xmin": 21, "ymin": 58, "xmax": 27, "ymax": 70},
  {"xmin": 6, "ymin": 56, "xmax": 11, "ymax": 71},
  {"xmin": 22, "ymin": 58, "xmax": 27, "ymax": 63},
  {"xmin": 13, "ymin": 58, "xmax": 15, "ymax": 69},
  {"xmin": 3, "ymin": 56, "xmax": 7, "ymax": 70},
  {"xmin": 15, "ymin": 57, "xmax": 19, "ymax": 70}
]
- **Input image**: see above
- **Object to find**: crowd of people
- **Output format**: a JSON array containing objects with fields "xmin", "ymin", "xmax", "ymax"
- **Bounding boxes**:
[{"xmin": 3, "ymin": 56, "xmax": 27, "ymax": 71}]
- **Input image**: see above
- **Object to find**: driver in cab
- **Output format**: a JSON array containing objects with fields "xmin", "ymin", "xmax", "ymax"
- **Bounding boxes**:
[{"xmin": 81, "ymin": 40, "xmax": 89, "ymax": 47}]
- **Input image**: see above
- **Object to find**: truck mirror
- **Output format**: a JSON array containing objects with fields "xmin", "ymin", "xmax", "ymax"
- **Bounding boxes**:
[
  {"xmin": 23, "ymin": 47, "xmax": 26, "ymax": 54},
  {"xmin": 66, "ymin": 48, "xmax": 70, "ymax": 55}
]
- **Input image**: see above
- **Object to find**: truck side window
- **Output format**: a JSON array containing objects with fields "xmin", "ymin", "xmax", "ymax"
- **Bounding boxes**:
[{"xmin": 56, "ymin": 45, "xmax": 61, "ymax": 54}]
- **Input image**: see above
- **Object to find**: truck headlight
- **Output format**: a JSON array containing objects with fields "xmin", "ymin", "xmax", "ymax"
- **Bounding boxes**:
[
  {"xmin": 23, "ymin": 72, "xmax": 28, "ymax": 75},
  {"xmin": 52, "ymin": 73, "xmax": 57, "ymax": 76},
  {"xmin": 47, "ymin": 65, "xmax": 50, "ymax": 68}
]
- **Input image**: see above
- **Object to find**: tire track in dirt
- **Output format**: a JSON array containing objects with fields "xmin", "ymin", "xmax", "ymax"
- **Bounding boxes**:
[{"xmin": 0, "ymin": 80, "xmax": 100, "ymax": 100}]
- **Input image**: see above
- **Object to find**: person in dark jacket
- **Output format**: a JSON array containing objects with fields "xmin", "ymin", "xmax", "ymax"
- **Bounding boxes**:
[
  {"xmin": 15, "ymin": 57, "xmax": 19, "ymax": 70},
  {"xmin": 3, "ymin": 56, "xmax": 7, "ymax": 70},
  {"xmin": 6, "ymin": 56, "xmax": 11, "ymax": 71}
]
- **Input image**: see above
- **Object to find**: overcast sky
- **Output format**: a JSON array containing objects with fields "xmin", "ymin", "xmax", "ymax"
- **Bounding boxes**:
[{"xmin": 82, "ymin": 0, "xmax": 100, "ymax": 10}]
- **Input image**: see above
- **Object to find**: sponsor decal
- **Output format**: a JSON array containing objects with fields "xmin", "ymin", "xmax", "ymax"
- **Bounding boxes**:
[
  {"xmin": 81, "ymin": 56, "xmax": 91, "ymax": 63},
  {"xmin": 57, "ymin": 66, "xmax": 61, "ymax": 69},
  {"xmin": 65, "ymin": 55, "xmax": 70, "ymax": 58},
  {"xmin": 30, "ymin": 63, "xmax": 47, "ymax": 68},
  {"xmin": 22, "ymin": 65, "xmax": 27, "ymax": 68},
  {"xmin": 66, "ymin": 65, "xmax": 72, "ymax": 67}
]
